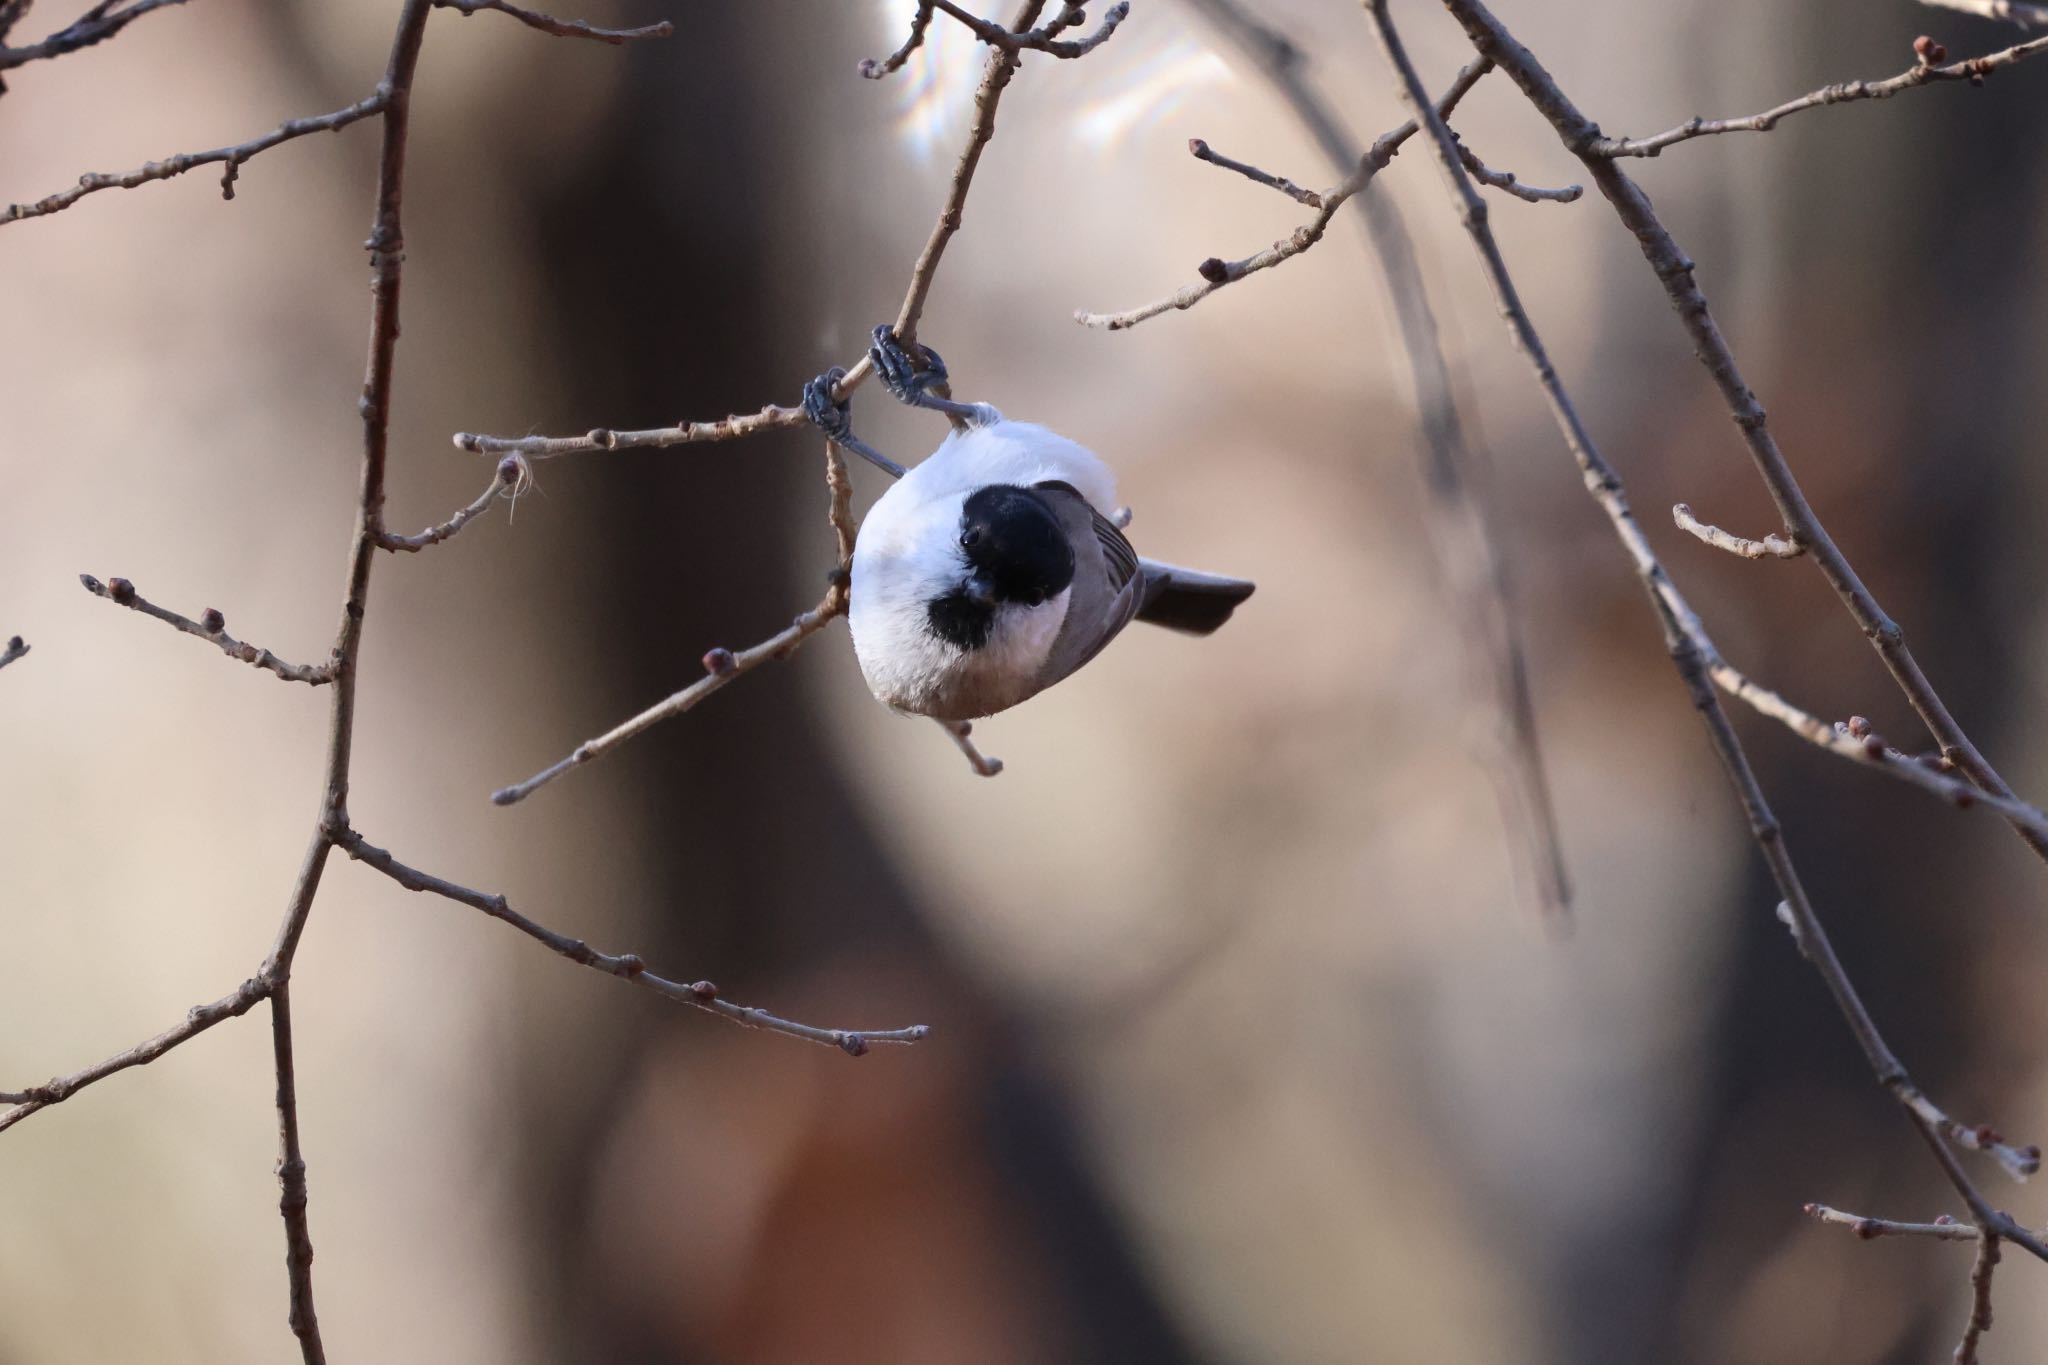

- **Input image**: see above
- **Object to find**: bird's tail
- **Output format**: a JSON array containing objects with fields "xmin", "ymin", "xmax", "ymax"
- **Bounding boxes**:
[{"xmin": 1135, "ymin": 559, "xmax": 1255, "ymax": 635}]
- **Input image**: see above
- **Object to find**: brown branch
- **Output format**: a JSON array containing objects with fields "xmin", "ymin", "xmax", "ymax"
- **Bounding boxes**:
[
  {"xmin": 332, "ymin": 826, "xmax": 929, "ymax": 1054},
  {"xmin": 1374, "ymin": 0, "xmax": 2046, "ymax": 1266},
  {"xmin": 862, "ymin": 0, "xmax": 1126, "ymax": 76},
  {"xmin": 1672, "ymin": 502, "xmax": 1804, "ymax": 559},
  {"xmin": 0, "ymin": 634, "xmax": 26, "ymax": 670},
  {"xmin": 1453, "ymin": 134, "xmax": 1581, "ymax": 202},
  {"xmin": 1925, "ymin": 0, "xmax": 2048, "ymax": 25},
  {"xmin": 433, "ymin": 0, "xmax": 671, "ymax": 43},
  {"xmin": 1073, "ymin": 56, "xmax": 1491, "ymax": 331},
  {"xmin": 492, "ymin": 437, "xmax": 859, "ymax": 806},
  {"xmin": 1188, "ymin": 136, "xmax": 1323, "ymax": 206},
  {"xmin": 452, "ymin": 401, "xmax": 806, "ymax": 460},
  {"xmin": 859, "ymin": 0, "xmax": 933, "ymax": 77},
  {"xmin": 375, "ymin": 454, "xmax": 525, "ymax": 551},
  {"xmin": 1594, "ymin": 33, "xmax": 2048, "ymax": 157},
  {"xmin": 79, "ymin": 574, "xmax": 337, "ymax": 684},
  {"xmin": 0, "ymin": 0, "xmax": 188, "ymax": 76},
  {"xmin": 1442, "ymin": 0, "xmax": 2048, "ymax": 870},
  {"xmin": 1179, "ymin": 0, "xmax": 1571, "ymax": 921},
  {"xmin": 1804, "ymin": 1204, "xmax": 1981, "ymax": 1241},
  {"xmin": 2, "ymin": 91, "xmax": 388, "ymax": 224},
  {"xmin": 269, "ymin": 983, "xmax": 323, "ymax": 1365},
  {"xmin": 1956, "ymin": 1230, "xmax": 2002, "ymax": 1363},
  {"xmin": 937, "ymin": 718, "xmax": 1004, "ymax": 776},
  {"xmin": 0, "ymin": 977, "xmax": 268, "ymax": 1133}
]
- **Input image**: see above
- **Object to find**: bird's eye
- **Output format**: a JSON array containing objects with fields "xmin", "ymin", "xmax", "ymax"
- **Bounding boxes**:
[
  {"xmin": 1026, "ymin": 589, "xmax": 1046, "ymax": 607},
  {"xmin": 960, "ymin": 528, "xmax": 982, "ymax": 549}
]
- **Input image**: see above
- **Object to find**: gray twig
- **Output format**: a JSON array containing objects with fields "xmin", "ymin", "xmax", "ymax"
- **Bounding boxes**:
[
  {"xmin": 1672, "ymin": 502, "xmax": 1805, "ymax": 559},
  {"xmin": 79, "ymin": 574, "xmax": 337, "ymax": 685},
  {"xmin": 432, "ymin": 0, "xmax": 671, "ymax": 43}
]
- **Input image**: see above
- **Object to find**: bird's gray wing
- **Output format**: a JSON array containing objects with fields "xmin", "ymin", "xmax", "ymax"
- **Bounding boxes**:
[{"xmin": 1032, "ymin": 481, "xmax": 1143, "ymax": 687}]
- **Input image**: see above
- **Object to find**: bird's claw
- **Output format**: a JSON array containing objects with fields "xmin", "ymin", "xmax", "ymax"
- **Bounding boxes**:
[
  {"xmin": 870, "ymin": 324, "xmax": 949, "ymax": 404},
  {"xmin": 802, "ymin": 367, "xmax": 853, "ymax": 442}
]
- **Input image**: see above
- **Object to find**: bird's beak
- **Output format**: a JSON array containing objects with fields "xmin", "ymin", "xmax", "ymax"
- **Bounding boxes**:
[{"xmin": 963, "ymin": 574, "xmax": 998, "ymax": 608}]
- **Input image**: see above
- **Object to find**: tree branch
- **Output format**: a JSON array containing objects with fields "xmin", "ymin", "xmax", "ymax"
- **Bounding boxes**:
[
  {"xmin": 1803, "ymin": 1204, "xmax": 1981, "ymax": 1241},
  {"xmin": 1956, "ymin": 1230, "xmax": 2002, "ymax": 1364},
  {"xmin": 0, "ymin": 0, "xmax": 188, "ymax": 78},
  {"xmin": 1453, "ymin": 133, "xmax": 1581, "ymax": 202},
  {"xmin": 861, "ymin": 0, "xmax": 1127, "ymax": 77},
  {"xmin": 375, "ymin": 455, "xmax": 525, "ymax": 552},
  {"xmin": 1073, "ymin": 56, "xmax": 1490, "ymax": 331},
  {"xmin": 432, "ymin": 0, "xmax": 671, "ymax": 44},
  {"xmin": 332, "ymin": 825, "xmax": 929, "ymax": 1054},
  {"xmin": 79, "ymin": 574, "xmax": 338, "ymax": 684},
  {"xmin": 1373, "ymin": 0, "xmax": 2044, "ymax": 1270},
  {"xmin": 269, "ymin": 982, "xmax": 324, "ymax": 1365},
  {"xmin": 2, "ymin": 91, "xmax": 389, "ymax": 225},
  {"xmin": 1441, "ymin": 0, "xmax": 2048, "ymax": 869},
  {"xmin": 1593, "ymin": 32, "xmax": 2048, "ymax": 157},
  {"xmin": 1924, "ymin": 0, "xmax": 2048, "ymax": 24},
  {"xmin": 1187, "ymin": 136, "xmax": 1323, "ymax": 206},
  {"xmin": 1672, "ymin": 502, "xmax": 1805, "ymax": 559}
]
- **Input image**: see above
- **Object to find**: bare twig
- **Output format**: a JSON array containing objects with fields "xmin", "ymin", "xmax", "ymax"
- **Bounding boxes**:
[
  {"xmin": 1453, "ymin": 134, "xmax": 1581, "ymax": 202},
  {"xmin": 1180, "ymin": 0, "xmax": 1571, "ymax": 921},
  {"xmin": 937, "ymin": 718, "xmax": 1004, "ymax": 776},
  {"xmin": 375, "ymin": 455, "xmax": 525, "ymax": 551},
  {"xmin": 433, "ymin": 0, "xmax": 671, "ymax": 43},
  {"xmin": 0, "ymin": 977, "xmax": 268, "ymax": 1134},
  {"xmin": 79, "ymin": 574, "xmax": 337, "ymax": 684},
  {"xmin": 860, "ymin": 0, "xmax": 932, "ymax": 78},
  {"xmin": 1803, "ymin": 1204, "xmax": 1981, "ymax": 1241},
  {"xmin": 1375, "ymin": 0, "xmax": 2047, "ymax": 1268},
  {"xmin": 0, "ymin": 635, "xmax": 26, "ymax": 670},
  {"xmin": 268, "ymin": 983, "xmax": 323, "ymax": 1365},
  {"xmin": 862, "ymin": 0, "xmax": 1126, "ymax": 76},
  {"xmin": 2, "ymin": 91, "xmax": 388, "ymax": 224},
  {"xmin": 494, "ymin": 441, "xmax": 857, "ymax": 806},
  {"xmin": 1074, "ymin": 56, "xmax": 1491, "ymax": 330},
  {"xmin": 1925, "ymin": 0, "xmax": 2048, "ymax": 25},
  {"xmin": 453, "ymin": 402, "xmax": 807, "ymax": 460},
  {"xmin": 1593, "ymin": 32, "xmax": 2048, "ymax": 157},
  {"xmin": 1957, "ymin": 1231, "xmax": 2002, "ymax": 1363},
  {"xmin": 1443, "ymin": 0, "xmax": 2048, "ymax": 870},
  {"xmin": 0, "ymin": 0, "xmax": 187, "ymax": 77},
  {"xmin": 332, "ymin": 826, "xmax": 928, "ymax": 1054},
  {"xmin": 1672, "ymin": 502, "xmax": 1804, "ymax": 559},
  {"xmin": 1188, "ymin": 136, "xmax": 1323, "ymax": 206}
]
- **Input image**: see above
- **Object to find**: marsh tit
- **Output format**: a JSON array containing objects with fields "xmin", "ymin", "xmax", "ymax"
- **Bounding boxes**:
[{"xmin": 803, "ymin": 326, "xmax": 1254, "ymax": 722}]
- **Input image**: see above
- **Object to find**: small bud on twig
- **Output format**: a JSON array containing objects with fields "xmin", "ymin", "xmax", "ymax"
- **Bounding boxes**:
[
  {"xmin": 702, "ymin": 647, "xmax": 736, "ymax": 677},
  {"xmin": 1196, "ymin": 257, "xmax": 1230, "ymax": 284},
  {"xmin": 200, "ymin": 608, "xmax": 225, "ymax": 635},
  {"xmin": 1914, "ymin": 35, "xmax": 1947, "ymax": 66}
]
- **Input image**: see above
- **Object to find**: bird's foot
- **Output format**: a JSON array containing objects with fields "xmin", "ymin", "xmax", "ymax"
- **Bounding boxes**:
[{"xmin": 870, "ymin": 324, "xmax": 949, "ymax": 406}]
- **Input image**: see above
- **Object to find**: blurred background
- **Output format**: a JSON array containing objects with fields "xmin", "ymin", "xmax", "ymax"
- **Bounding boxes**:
[{"xmin": 3, "ymin": 1, "xmax": 2047, "ymax": 1360}]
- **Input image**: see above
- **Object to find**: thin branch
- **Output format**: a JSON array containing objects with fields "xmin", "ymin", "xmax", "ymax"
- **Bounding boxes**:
[
  {"xmin": 937, "ymin": 718, "xmax": 1004, "ymax": 776},
  {"xmin": 1443, "ymin": 0, "xmax": 2048, "ymax": 870},
  {"xmin": 2, "ymin": 91, "xmax": 388, "ymax": 225},
  {"xmin": 860, "ymin": 0, "xmax": 932, "ymax": 77},
  {"xmin": 1926, "ymin": 0, "xmax": 2048, "ymax": 25},
  {"xmin": 1804, "ymin": 1204, "xmax": 1981, "ymax": 1241},
  {"xmin": 1073, "ymin": 56, "xmax": 1491, "ymax": 330},
  {"xmin": 0, "ymin": 977, "xmax": 268, "ymax": 1134},
  {"xmin": 1673, "ymin": 501, "xmax": 1804, "ymax": 559},
  {"xmin": 0, "ymin": 0, "xmax": 187, "ymax": 75},
  {"xmin": 269, "ymin": 983, "xmax": 323, "ymax": 1365},
  {"xmin": 927, "ymin": 0, "xmax": 1129, "ymax": 60},
  {"xmin": 1593, "ymin": 33, "xmax": 2048, "ymax": 157},
  {"xmin": 453, "ymin": 402, "xmax": 806, "ymax": 460},
  {"xmin": 332, "ymin": 826, "xmax": 929, "ymax": 1054},
  {"xmin": 0, "ymin": 634, "xmax": 26, "ymax": 670},
  {"xmin": 1179, "ymin": 0, "xmax": 1571, "ymax": 920},
  {"xmin": 1956, "ymin": 1231, "xmax": 2002, "ymax": 1363},
  {"xmin": 495, "ymin": 438, "xmax": 857, "ymax": 806},
  {"xmin": 375, "ymin": 455, "xmax": 526, "ymax": 552},
  {"xmin": 492, "ymin": 590, "xmax": 846, "ymax": 805},
  {"xmin": 79, "ymin": 574, "xmax": 337, "ymax": 684},
  {"xmin": 1188, "ymin": 136, "xmax": 1323, "ymax": 206},
  {"xmin": 432, "ymin": 0, "xmax": 671, "ymax": 43},
  {"xmin": 1453, "ymin": 134, "xmax": 1581, "ymax": 203},
  {"xmin": 1375, "ymin": 0, "xmax": 2045, "ymax": 1264}
]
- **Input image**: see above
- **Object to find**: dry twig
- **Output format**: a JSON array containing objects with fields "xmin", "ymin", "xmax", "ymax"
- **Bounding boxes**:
[
  {"xmin": 433, "ymin": 0, "xmax": 672, "ymax": 43},
  {"xmin": 861, "ymin": 0, "xmax": 1127, "ymax": 76},
  {"xmin": 1371, "ymin": 0, "xmax": 2047, "ymax": 1281},
  {"xmin": 1593, "ymin": 30, "xmax": 2048, "ymax": 157},
  {"xmin": 0, "ymin": 0, "xmax": 186, "ymax": 81},
  {"xmin": 1187, "ymin": 136, "xmax": 1323, "ymax": 206},
  {"xmin": 1672, "ymin": 502, "xmax": 1804, "ymax": 559},
  {"xmin": 79, "ymin": 573, "xmax": 337, "ymax": 684},
  {"xmin": 1803, "ymin": 1204, "xmax": 1981, "ymax": 1241}
]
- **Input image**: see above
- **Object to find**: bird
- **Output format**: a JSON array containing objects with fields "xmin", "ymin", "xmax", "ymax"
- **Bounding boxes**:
[{"xmin": 802, "ymin": 326, "xmax": 1254, "ymax": 721}]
